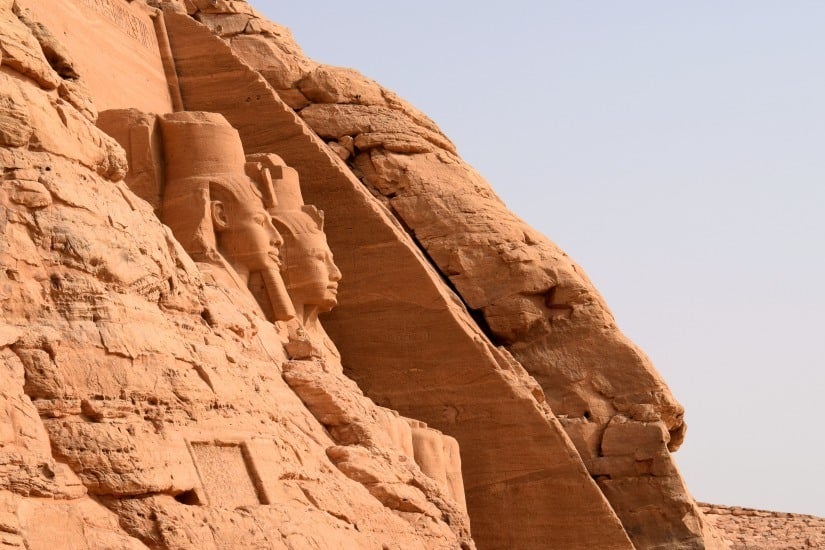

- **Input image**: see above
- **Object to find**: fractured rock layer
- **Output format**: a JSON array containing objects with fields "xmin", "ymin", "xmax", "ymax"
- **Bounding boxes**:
[
  {"xmin": 0, "ymin": 0, "xmax": 798, "ymax": 549},
  {"xmin": 160, "ymin": 6, "xmax": 635, "ymax": 549},
  {"xmin": 185, "ymin": 1, "xmax": 726, "ymax": 548},
  {"xmin": 0, "ymin": 2, "xmax": 472, "ymax": 548},
  {"xmin": 700, "ymin": 504, "xmax": 825, "ymax": 550}
]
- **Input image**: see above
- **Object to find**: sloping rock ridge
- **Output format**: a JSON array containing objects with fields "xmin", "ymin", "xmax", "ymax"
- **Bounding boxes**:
[{"xmin": 0, "ymin": 0, "xmax": 814, "ymax": 549}]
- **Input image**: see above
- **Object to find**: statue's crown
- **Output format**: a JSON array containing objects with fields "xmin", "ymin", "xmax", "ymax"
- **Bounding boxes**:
[
  {"xmin": 160, "ymin": 112, "xmax": 247, "ymax": 183},
  {"xmin": 245, "ymin": 153, "xmax": 305, "ymax": 213}
]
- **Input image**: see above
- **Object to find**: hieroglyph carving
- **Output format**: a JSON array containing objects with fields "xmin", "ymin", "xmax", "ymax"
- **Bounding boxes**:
[
  {"xmin": 187, "ymin": 440, "xmax": 268, "ymax": 508},
  {"xmin": 76, "ymin": 0, "xmax": 157, "ymax": 50}
]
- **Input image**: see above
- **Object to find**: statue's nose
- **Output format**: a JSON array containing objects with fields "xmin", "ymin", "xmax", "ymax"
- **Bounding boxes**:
[
  {"xmin": 269, "ymin": 223, "xmax": 283, "ymax": 247},
  {"xmin": 329, "ymin": 259, "xmax": 342, "ymax": 282}
]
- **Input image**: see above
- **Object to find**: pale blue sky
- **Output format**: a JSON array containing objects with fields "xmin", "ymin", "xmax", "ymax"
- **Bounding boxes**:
[{"xmin": 254, "ymin": 1, "xmax": 825, "ymax": 516}]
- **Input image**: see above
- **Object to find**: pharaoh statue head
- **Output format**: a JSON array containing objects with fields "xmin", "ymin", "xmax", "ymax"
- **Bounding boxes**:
[
  {"xmin": 159, "ymin": 112, "xmax": 295, "ymax": 321},
  {"xmin": 246, "ymin": 154, "xmax": 341, "ymax": 325}
]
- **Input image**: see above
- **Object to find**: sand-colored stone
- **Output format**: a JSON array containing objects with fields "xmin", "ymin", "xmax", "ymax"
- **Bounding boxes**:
[
  {"xmin": 408, "ymin": 420, "xmax": 467, "ymax": 512},
  {"xmin": 161, "ymin": 7, "xmax": 636, "ymax": 549},
  {"xmin": 98, "ymin": 106, "xmax": 473, "ymax": 547},
  {"xmin": 0, "ymin": 6, "xmax": 59, "ymax": 90},
  {"xmin": 0, "ymin": 3, "xmax": 471, "ymax": 547},
  {"xmin": 181, "ymin": 2, "xmax": 726, "ymax": 548},
  {"xmin": 700, "ymin": 504, "xmax": 825, "ymax": 550},
  {"xmin": 0, "ymin": 1, "xmax": 806, "ymax": 549},
  {"xmin": 16, "ymin": 0, "xmax": 173, "ymax": 113},
  {"xmin": 97, "ymin": 109, "xmax": 165, "ymax": 214}
]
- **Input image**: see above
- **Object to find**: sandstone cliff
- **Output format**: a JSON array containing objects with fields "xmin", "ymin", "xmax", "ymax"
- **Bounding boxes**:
[
  {"xmin": 1, "ymin": 1, "xmax": 472, "ymax": 547},
  {"xmin": 0, "ymin": 0, "xmax": 818, "ymax": 549},
  {"xmin": 182, "ymin": 1, "xmax": 722, "ymax": 548}
]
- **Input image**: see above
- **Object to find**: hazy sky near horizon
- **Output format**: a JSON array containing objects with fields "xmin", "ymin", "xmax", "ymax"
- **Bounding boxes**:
[{"xmin": 254, "ymin": 1, "xmax": 825, "ymax": 516}]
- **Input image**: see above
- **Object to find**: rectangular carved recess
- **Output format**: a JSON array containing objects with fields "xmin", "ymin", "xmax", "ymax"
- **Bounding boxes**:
[{"xmin": 188, "ymin": 441, "xmax": 268, "ymax": 508}]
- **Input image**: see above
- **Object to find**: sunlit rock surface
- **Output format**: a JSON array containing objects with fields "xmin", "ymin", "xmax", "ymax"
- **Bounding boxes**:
[{"xmin": 0, "ymin": 1, "xmax": 815, "ymax": 549}]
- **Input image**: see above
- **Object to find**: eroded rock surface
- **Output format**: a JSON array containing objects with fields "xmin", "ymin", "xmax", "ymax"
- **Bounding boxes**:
[
  {"xmin": 0, "ymin": 1, "xmax": 804, "ymax": 549},
  {"xmin": 159, "ymin": 7, "xmax": 634, "ymax": 550},
  {"xmin": 0, "ymin": 3, "xmax": 471, "ymax": 548},
  {"xmin": 700, "ymin": 504, "xmax": 825, "ymax": 550},
  {"xmin": 186, "ymin": 1, "xmax": 724, "ymax": 548}
]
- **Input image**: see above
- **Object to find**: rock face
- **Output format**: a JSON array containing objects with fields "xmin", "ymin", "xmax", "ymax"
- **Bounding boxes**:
[
  {"xmin": 185, "ymin": 2, "xmax": 723, "ymax": 549},
  {"xmin": 699, "ymin": 504, "xmax": 825, "ymax": 550},
  {"xmin": 158, "ymin": 8, "xmax": 633, "ymax": 549},
  {"xmin": 0, "ymin": 2, "xmax": 471, "ymax": 548},
  {"xmin": 0, "ymin": 0, "xmax": 812, "ymax": 549}
]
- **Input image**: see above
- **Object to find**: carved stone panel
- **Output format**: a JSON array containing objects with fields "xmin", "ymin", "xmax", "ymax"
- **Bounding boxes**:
[
  {"xmin": 188, "ymin": 441, "xmax": 266, "ymax": 508},
  {"xmin": 16, "ymin": 0, "xmax": 173, "ymax": 113}
]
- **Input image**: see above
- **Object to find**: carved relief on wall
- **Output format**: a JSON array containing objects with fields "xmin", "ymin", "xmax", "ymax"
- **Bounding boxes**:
[{"xmin": 184, "ymin": 439, "xmax": 269, "ymax": 508}]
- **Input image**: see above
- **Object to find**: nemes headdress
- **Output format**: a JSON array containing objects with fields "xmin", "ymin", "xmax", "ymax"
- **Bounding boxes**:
[{"xmin": 160, "ymin": 111, "xmax": 262, "ymax": 261}]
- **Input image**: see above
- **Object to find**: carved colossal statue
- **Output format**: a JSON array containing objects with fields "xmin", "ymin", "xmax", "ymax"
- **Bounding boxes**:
[
  {"xmin": 242, "ymin": 154, "xmax": 342, "ymax": 352},
  {"xmin": 98, "ymin": 110, "xmax": 340, "ymax": 342},
  {"xmin": 158, "ymin": 112, "xmax": 295, "ymax": 322},
  {"xmin": 408, "ymin": 419, "xmax": 467, "ymax": 511},
  {"xmin": 95, "ymin": 108, "xmax": 468, "ymax": 521}
]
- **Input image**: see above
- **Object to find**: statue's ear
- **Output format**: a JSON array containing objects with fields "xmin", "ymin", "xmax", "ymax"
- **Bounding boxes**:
[{"xmin": 211, "ymin": 200, "xmax": 229, "ymax": 231}]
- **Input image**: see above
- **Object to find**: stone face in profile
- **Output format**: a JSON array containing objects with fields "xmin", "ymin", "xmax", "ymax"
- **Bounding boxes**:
[
  {"xmin": 250, "ymin": 153, "xmax": 342, "ymax": 325},
  {"xmin": 158, "ymin": 111, "xmax": 295, "ymax": 321},
  {"xmin": 99, "ymin": 108, "xmax": 343, "ymax": 333},
  {"xmin": 208, "ymin": 178, "xmax": 282, "ymax": 279},
  {"xmin": 281, "ymin": 222, "xmax": 341, "ymax": 313}
]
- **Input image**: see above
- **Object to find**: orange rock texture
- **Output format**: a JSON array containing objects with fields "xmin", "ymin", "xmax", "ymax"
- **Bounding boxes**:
[
  {"xmin": 699, "ymin": 504, "xmax": 825, "ymax": 550},
  {"xmin": 0, "ymin": 0, "xmax": 815, "ymax": 549}
]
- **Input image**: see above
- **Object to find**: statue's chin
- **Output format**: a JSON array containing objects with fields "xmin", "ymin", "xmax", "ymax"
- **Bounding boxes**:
[{"xmin": 317, "ymin": 296, "xmax": 338, "ymax": 313}]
